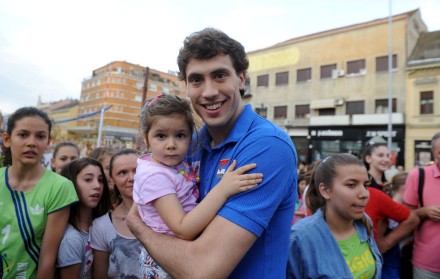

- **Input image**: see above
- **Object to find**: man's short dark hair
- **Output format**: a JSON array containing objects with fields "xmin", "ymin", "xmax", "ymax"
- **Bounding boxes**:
[{"xmin": 177, "ymin": 28, "xmax": 249, "ymax": 95}]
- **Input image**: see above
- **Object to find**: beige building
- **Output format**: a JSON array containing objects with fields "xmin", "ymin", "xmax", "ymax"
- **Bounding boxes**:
[
  {"xmin": 36, "ymin": 97, "xmax": 79, "ymax": 143},
  {"xmin": 70, "ymin": 61, "xmax": 186, "ymax": 149},
  {"xmin": 406, "ymin": 31, "xmax": 440, "ymax": 169},
  {"xmin": 246, "ymin": 9, "xmax": 427, "ymax": 166}
]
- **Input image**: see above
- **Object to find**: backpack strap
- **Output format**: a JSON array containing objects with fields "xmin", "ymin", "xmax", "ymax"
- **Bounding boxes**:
[{"xmin": 418, "ymin": 167, "xmax": 425, "ymax": 208}]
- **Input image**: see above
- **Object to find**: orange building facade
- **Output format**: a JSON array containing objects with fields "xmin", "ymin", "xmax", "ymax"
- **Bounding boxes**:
[{"xmin": 69, "ymin": 61, "xmax": 186, "ymax": 149}]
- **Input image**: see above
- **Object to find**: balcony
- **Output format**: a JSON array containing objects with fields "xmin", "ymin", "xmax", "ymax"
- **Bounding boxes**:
[
  {"xmin": 352, "ymin": 113, "xmax": 404, "ymax": 125},
  {"xmin": 310, "ymin": 115, "xmax": 350, "ymax": 126}
]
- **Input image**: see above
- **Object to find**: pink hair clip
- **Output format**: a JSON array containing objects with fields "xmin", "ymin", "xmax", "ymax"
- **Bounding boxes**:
[{"xmin": 147, "ymin": 93, "xmax": 164, "ymax": 107}]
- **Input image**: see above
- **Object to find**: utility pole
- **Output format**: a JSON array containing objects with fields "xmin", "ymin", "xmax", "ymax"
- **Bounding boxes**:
[
  {"xmin": 137, "ymin": 67, "xmax": 150, "ymax": 151},
  {"xmin": 141, "ymin": 67, "xmax": 150, "ymax": 108},
  {"xmin": 387, "ymin": 0, "xmax": 393, "ymax": 153}
]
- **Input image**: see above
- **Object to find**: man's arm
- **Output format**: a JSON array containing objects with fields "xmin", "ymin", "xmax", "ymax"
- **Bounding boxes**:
[
  {"xmin": 405, "ymin": 203, "xmax": 440, "ymax": 222},
  {"xmin": 127, "ymin": 204, "xmax": 257, "ymax": 279}
]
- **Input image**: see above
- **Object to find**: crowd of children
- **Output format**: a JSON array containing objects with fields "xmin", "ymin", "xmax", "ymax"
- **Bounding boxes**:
[{"xmin": 0, "ymin": 104, "xmax": 434, "ymax": 279}]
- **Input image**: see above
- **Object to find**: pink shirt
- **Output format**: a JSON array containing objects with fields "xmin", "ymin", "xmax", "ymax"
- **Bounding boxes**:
[
  {"xmin": 403, "ymin": 163, "xmax": 440, "ymax": 273},
  {"xmin": 133, "ymin": 154, "xmax": 199, "ymax": 235}
]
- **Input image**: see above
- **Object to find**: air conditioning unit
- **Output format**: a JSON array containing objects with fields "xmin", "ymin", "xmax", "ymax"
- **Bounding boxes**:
[
  {"xmin": 335, "ymin": 98, "xmax": 345, "ymax": 106},
  {"xmin": 332, "ymin": 69, "xmax": 345, "ymax": 79},
  {"xmin": 284, "ymin": 119, "xmax": 292, "ymax": 125}
]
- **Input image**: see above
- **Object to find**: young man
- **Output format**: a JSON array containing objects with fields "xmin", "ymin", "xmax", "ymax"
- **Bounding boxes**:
[
  {"xmin": 127, "ymin": 28, "xmax": 298, "ymax": 278},
  {"xmin": 404, "ymin": 132, "xmax": 440, "ymax": 278}
]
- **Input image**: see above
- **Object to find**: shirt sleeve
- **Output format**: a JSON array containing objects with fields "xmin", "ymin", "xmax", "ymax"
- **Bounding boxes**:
[
  {"xmin": 403, "ymin": 167, "xmax": 421, "ymax": 207},
  {"xmin": 219, "ymin": 135, "xmax": 297, "ymax": 236},
  {"xmin": 57, "ymin": 227, "xmax": 84, "ymax": 267},
  {"xmin": 287, "ymin": 232, "xmax": 306, "ymax": 278},
  {"xmin": 375, "ymin": 189, "xmax": 410, "ymax": 222},
  {"xmin": 134, "ymin": 167, "xmax": 177, "ymax": 205},
  {"xmin": 90, "ymin": 215, "xmax": 110, "ymax": 251},
  {"xmin": 47, "ymin": 173, "xmax": 79, "ymax": 214}
]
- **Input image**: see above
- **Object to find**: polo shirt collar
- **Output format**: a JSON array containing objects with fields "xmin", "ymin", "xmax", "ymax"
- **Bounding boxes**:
[{"xmin": 199, "ymin": 104, "xmax": 256, "ymax": 150}]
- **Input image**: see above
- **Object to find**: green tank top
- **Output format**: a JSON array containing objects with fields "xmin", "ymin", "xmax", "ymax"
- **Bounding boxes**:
[{"xmin": 338, "ymin": 230, "xmax": 376, "ymax": 279}]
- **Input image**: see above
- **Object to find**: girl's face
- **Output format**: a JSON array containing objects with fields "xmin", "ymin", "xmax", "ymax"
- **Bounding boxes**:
[
  {"xmin": 100, "ymin": 155, "xmax": 114, "ymax": 191},
  {"xmin": 298, "ymin": 179, "xmax": 307, "ymax": 197},
  {"xmin": 51, "ymin": 146, "xmax": 79, "ymax": 173},
  {"xmin": 76, "ymin": 165, "xmax": 104, "ymax": 209},
  {"xmin": 320, "ymin": 164, "xmax": 370, "ymax": 222},
  {"xmin": 365, "ymin": 145, "xmax": 390, "ymax": 174},
  {"xmin": 111, "ymin": 153, "xmax": 137, "ymax": 200},
  {"xmin": 3, "ymin": 116, "xmax": 50, "ymax": 167},
  {"xmin": 146, "ymin": 115, "xmax": 191, "ymax": 167}
]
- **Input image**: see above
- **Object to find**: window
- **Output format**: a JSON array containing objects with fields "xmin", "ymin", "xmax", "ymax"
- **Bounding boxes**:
[
  {"xmin": 255, "ymin": 104, "xmax": 268, "ymax": 118},
  {"xmin": 420, "ymin": 91, "xmax": 434, "ymax": 114},
  {"xmin": 320, "ymin": 64, "xmax": 337, "ymax": 79},
  {"xmin": 375, "ymin": 98, "xmax": 396, "ymax": 113},
  {"xmin": 274, "ymin": 106, "xmax": 287, "ymax": 119},
  {"xmin": 297, "ymin": 68, "xmax": 311, "ymax": 82},
  {"xmin": 257, "ymin": 74, "xmax": 269, "ymax": 87},
  {"xmin": 347, "ymin": 59, "xmax": 366, "ymax": 75},
  {"xmin": 346, "ymin": 101, "xmax": 365, "ymax": 115},
  {"xmin": 376, "ymin": 55, "xmax": 397, "ymax": 72},
  {"xmin": 318, "ymin": 108, "xmax": 335, "ymax": 116},
  {"xmin": 276, "ymin": 72, "xmax": 289, "ymax": 86},
  {"xmin": 295, "ymin": 104, "xmax": 310, "ymax": 119}
]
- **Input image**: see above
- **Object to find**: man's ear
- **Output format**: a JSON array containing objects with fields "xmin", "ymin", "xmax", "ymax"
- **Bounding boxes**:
[
  {"xmin": 318, "ymin": 183, "xmax": 331, "ymax": 200},
  {"xmin": 238, "ymin": 71, "xmax": 247, "ymax": 91}
]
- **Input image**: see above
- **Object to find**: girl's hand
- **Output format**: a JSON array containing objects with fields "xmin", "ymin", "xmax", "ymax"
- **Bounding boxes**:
[{"xmin": 217, "ymin": 160, "xmax": 263, "ymax": 198}]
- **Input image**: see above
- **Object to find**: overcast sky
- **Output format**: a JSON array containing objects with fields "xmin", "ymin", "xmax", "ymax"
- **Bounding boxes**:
[{"xmin": 1, "ymin": 0, "xmax": 439, "ymax": 114}]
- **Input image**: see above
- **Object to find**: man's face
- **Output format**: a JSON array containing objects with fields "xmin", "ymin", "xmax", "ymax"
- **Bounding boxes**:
[{"xmin": 185, "ymin": 54, "xmax": 246, "ymax": 135}]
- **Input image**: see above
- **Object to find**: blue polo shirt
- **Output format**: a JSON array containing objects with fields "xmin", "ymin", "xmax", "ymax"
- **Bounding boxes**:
[{"xmin": 188, "ymin": 104, "xmax": 297, "ymax": 279}]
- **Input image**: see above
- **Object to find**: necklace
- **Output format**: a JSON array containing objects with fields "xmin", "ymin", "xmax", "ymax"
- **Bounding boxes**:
[
  {"xmin": 118, "ymin": 203, "xmax": 130, "ymax": 221},
  {"xmin": 151, "ymin": 154, "xmax": 200, "ymax": 185}
]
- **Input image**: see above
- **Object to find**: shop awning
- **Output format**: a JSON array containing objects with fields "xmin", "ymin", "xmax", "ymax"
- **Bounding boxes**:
[{"xmin": 310, "ymin": 99, "xmax": 336, "ymax": 109}]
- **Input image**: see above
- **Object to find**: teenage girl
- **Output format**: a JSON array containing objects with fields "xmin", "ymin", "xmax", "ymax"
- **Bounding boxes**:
[
  {"xmin": 57, "ymin": 158, "xmax": 111, "ymax": 279},
  {"xmin": 287, "ymin": 153, "xmax": 382, "ymax": 279},
  {"xmin": 89, "ymin": 147, "xmax": 116, "ymax": 207},
  {"xmin": 51, "ymin": 141, "xmax": 80, "ymax": 174},
  {"xmin": 90, "ymin": 149, "xmax": 143, "ymax": 278},
  {"xmin": 134, "ymin": 94, "xmax": 263, "ymax": 278},
  {"xmin": 363, "ymin": 142, "xmax": 391, "ymax": 190},
  {"xmin": 0, "ymin": 107, "xmax": 78, "ymax": 278}
]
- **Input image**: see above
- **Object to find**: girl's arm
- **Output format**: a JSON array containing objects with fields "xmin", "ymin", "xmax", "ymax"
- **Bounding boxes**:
[
  {"xmin": 154, "ymin": 160, "xmax": 262, "ymax": 240},
  {"xmin": 37, "ymin": 207, "xmax": 70, "ymax": 279},
  {"xmin": 92, "ymin": 250, "xmax": 110, "ymax": 279},
  {"xmin": 59, "ymin": 264, "xmax": 81, "ymax": 279}
]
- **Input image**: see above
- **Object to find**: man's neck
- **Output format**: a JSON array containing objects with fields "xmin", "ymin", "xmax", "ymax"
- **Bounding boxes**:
[{"xmin": 208, "ymin": 104, "xmax": 245, "ymax": 147}]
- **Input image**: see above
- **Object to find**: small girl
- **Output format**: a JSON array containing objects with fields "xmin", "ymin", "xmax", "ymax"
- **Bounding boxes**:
[
  {"xmin": 51, "ymin": 141, "xmax": 81, "ymax": 174},
  {"xmin": 381, "ymin": 172, "xmax": 413, "ymax": 279},
  {"xmin": 0, "ymin": 107, "xmax": 78, "ymax": 278},
  {"xmin": 383, "ymin": 172, "xmax": 408, "ymax": 204},
  {"xmin": 57, "ymin": 158, "xmax": 112, "ymax": 278},
  {"xmin": 288, "ymin": 153, "xmax": 382, "ymax": 279},
  {"xmin": 292, "ymin": 174, "xmax": 308, "ymax": 225},
  {"xmin": 134, "ymin": 94, "xmax": 263, "ymax": 278}
]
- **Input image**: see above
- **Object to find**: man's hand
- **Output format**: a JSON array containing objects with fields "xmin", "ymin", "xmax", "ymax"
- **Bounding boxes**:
[
  {"xmin": 424, "ymin": 205, "xmax": 440, "ymax": 222},
  {"xmin": 126, "ymin": 203, "xmax": 146, "ymax": 237}
]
